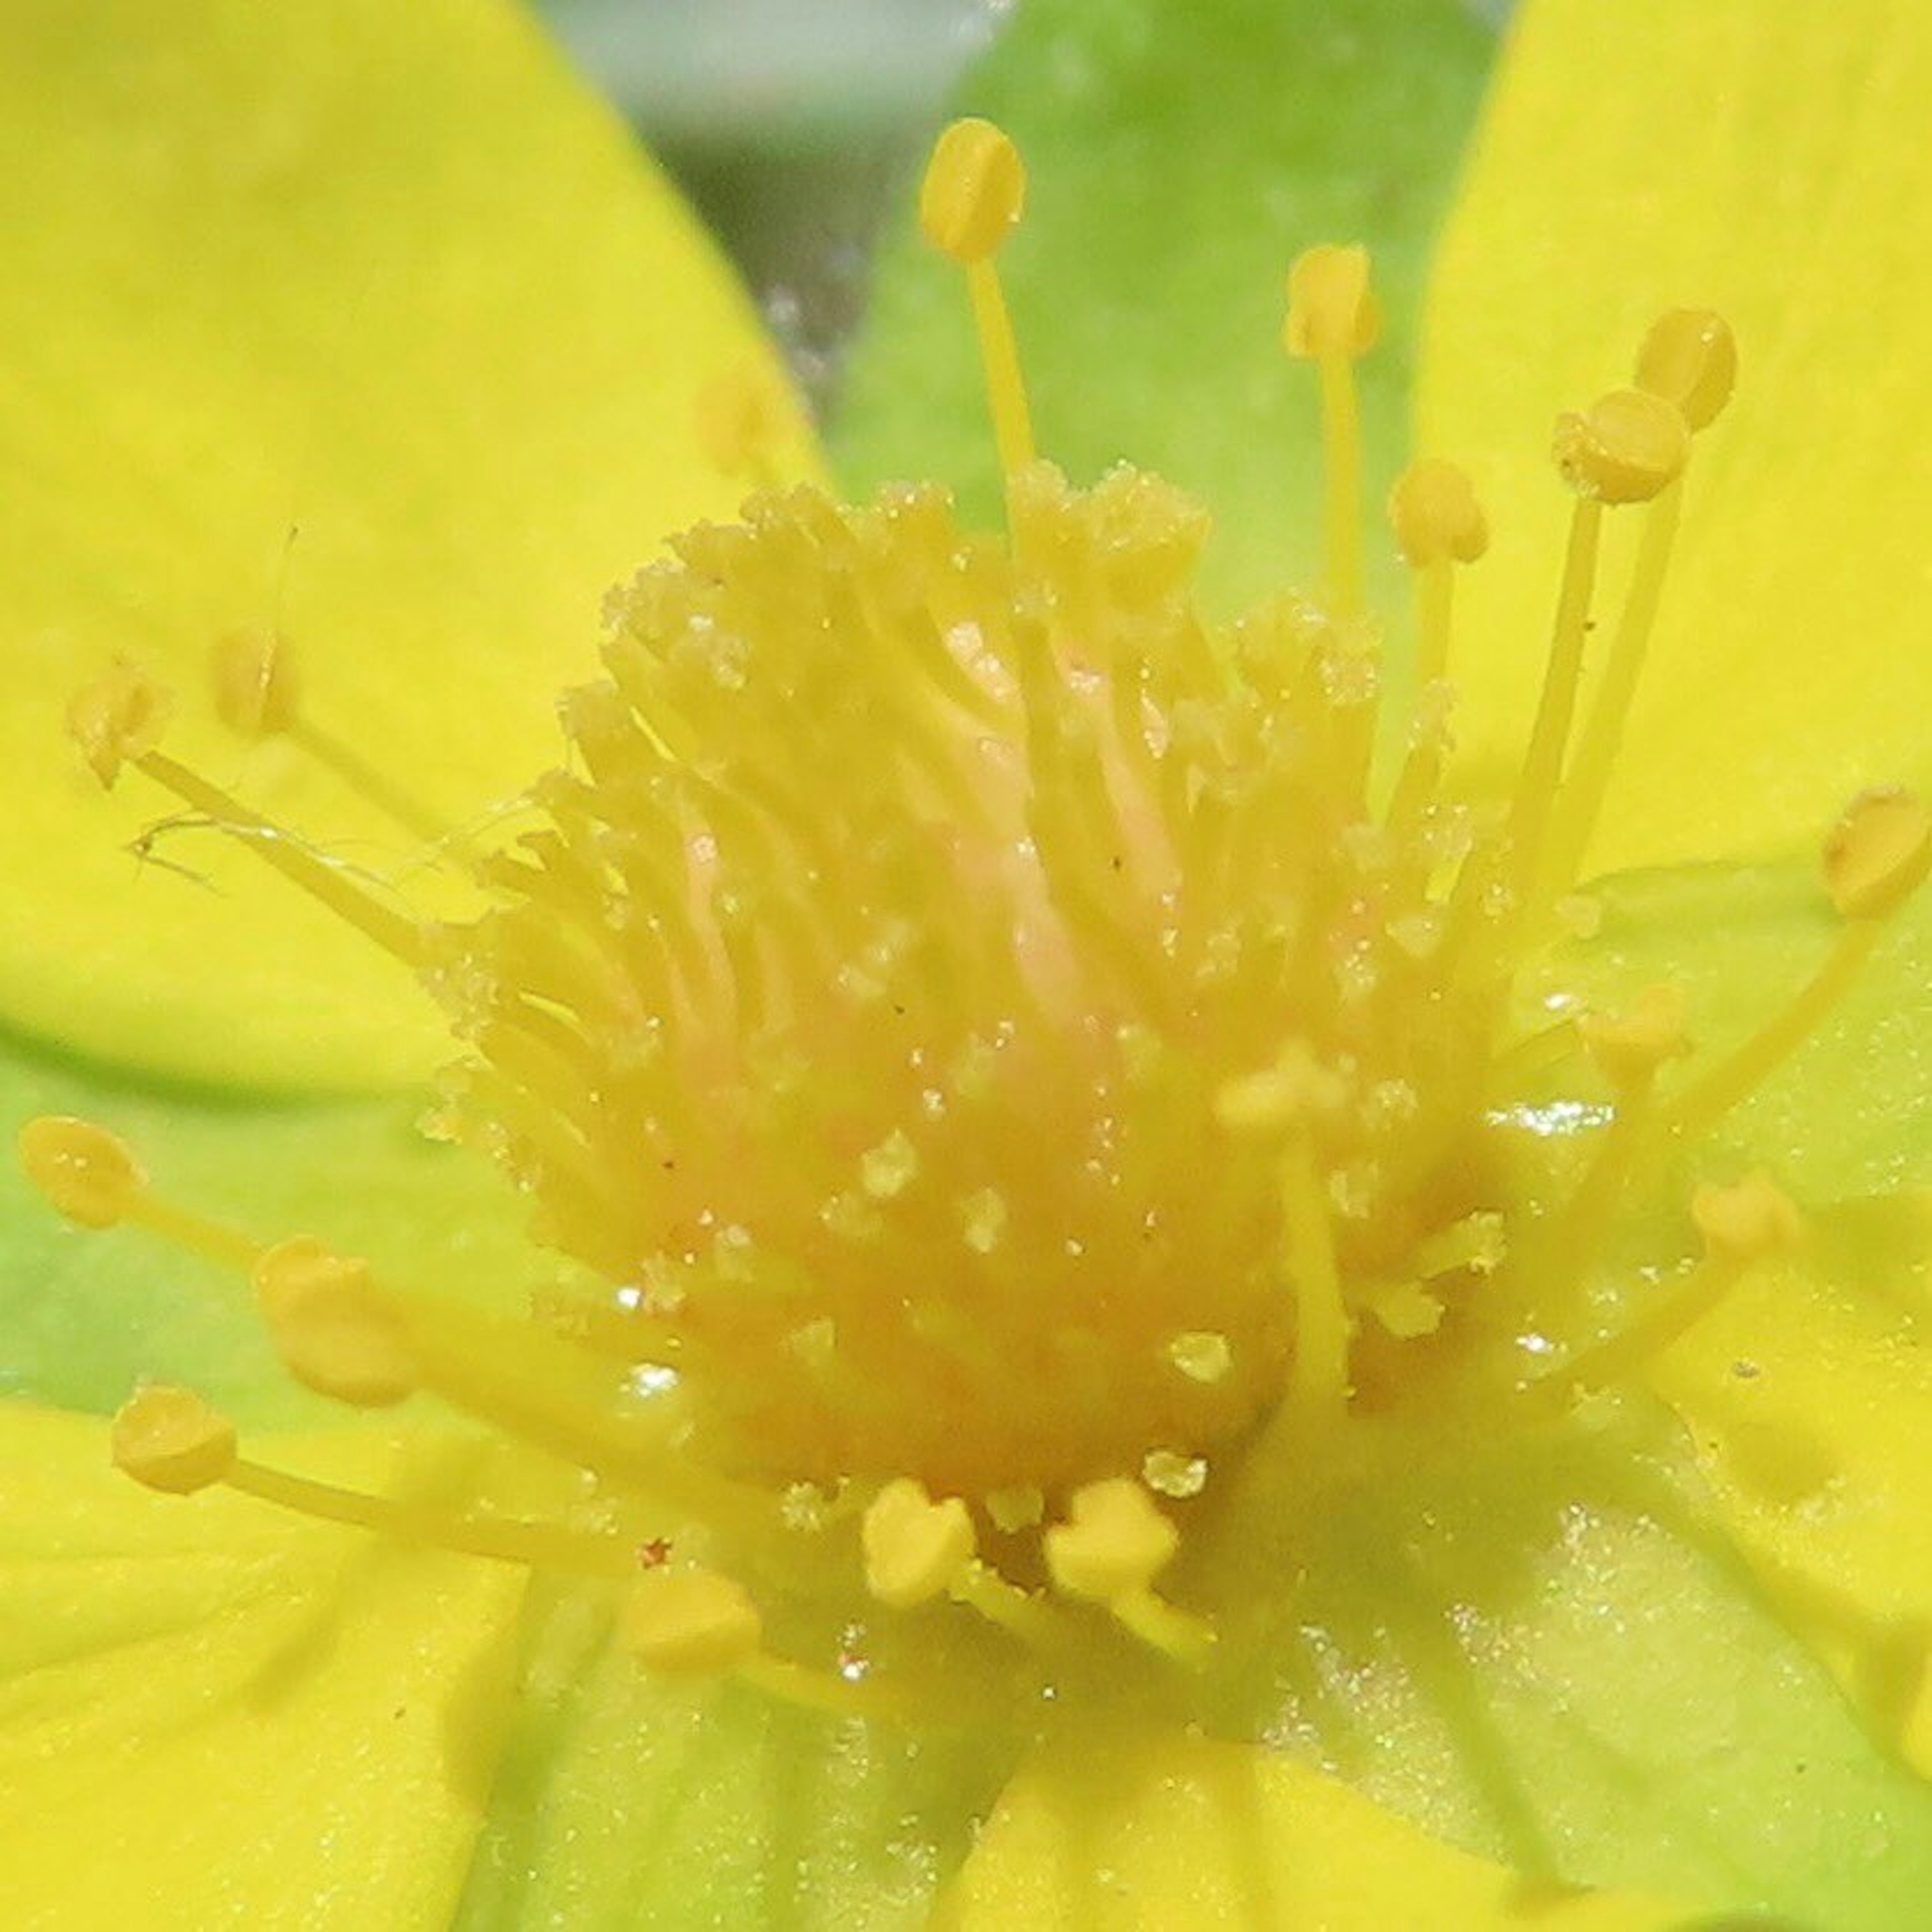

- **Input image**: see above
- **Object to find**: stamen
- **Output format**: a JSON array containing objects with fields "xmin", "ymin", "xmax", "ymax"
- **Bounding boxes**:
[
  {"xmin": 1385, "ymin": 457, "xmax": 1488, "ymax": 836},
  {"xmin": 1664, "ymin": 789, "xmax": 1932, "ymax": 1141},
  {"xmin": 1537, "ymin": 312, "xmax": 1737, "ymax": 895},
  {"xmin": 1044, "ymin": 1477, "xmax": 1214, "ymax": 1667},
  {"xmin": 212, "ymin": 629, "xmax": 462, "ymax": 852},
  {"xmin": 1536, "ymin": 984, "xmax": 1692, "ymax": 1281},
  {"xmin": 1284, "ymin": 243, "xmax": 1380, "ymax": 618},
  {"xmin": 1218, "ymin": 1045, "xmax": 1352, "ymax": 1428},
  {"xmin": 112, "ymin": 1385, "xmax": 641, "ymax": 1574},
  {"xmin": 920, "ymin": 118, "xmax": 1035, "ymax": 482},
  {"xmin": 67, "ymin": 664, "xmax": 427, "ymax": 971},
  {"xmin": 861, "ymin": 1477, "xmax": 1065, "ymax": 1643},
  {"xmin": 20, "ymin": 1115, "xmax": 258, "ymax": 1268},
  {"xmin": 624, "ymin": 1564, "xmax": 908, "ymax": 1719},
  {"xmin": 1559, "ymin": 1173, "xmax": 1800, "ymax": 1392}
]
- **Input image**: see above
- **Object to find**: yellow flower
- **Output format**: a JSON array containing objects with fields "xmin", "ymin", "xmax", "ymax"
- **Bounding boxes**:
[{"xmin": 6, "ymin": 1, "xmax": 1932, "ymax": 1927}]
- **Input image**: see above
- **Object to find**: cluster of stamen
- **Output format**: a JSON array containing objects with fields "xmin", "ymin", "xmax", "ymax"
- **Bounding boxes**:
[{"xmin": 25, "ymin": 118, "xmax": 1932, "ymax": 1724}]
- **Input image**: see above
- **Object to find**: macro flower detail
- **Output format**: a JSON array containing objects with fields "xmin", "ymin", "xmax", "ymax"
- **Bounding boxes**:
[{"xmin": 11, "ymin": 2, "xmax": 1932, "ymax": 1926}]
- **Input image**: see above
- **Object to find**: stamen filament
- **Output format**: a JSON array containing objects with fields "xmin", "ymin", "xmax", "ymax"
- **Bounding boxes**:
[
  {"xmin": 132, "ymin": 749, "xmax": 426, "ymax": 969},
  {"xmin": 1317, "ymin": 350, "xmax": 1364, "ymax": 619},
  {"xmin": 223, "ymin": 1456, "xmax": 639, "ymax": 1576},
  {"xmin": 1282, "ymin": 1129, "xmax": 1352, "ymax": 1427},
  {"xmin": 968, "ymin": 259, "xmax": 1037, "ymax": 480},
  {"xmin": 1660, "ymin": 918, "xmax": 1883, "ymax": 1142},
  {"xmin": 1505, "ymin": 498, "xmax": 1602, "ymax": 897},
  {"xmin": 1537, "ymin": 475, "xmax": 1684, "ymax": 896}
]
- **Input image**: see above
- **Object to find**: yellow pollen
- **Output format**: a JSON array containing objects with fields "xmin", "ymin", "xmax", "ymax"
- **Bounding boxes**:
[
  {"xmin": 111, "ymin": 1385, "xmax": 237, "ymax": 1494},
  {"xmin": 1552, "ymin": 387, "xmax": 1689, "ymax": 506},
  {"xmin": 1044, "ymin": 1477, "xmax": 1177, "ymax": 1602}
]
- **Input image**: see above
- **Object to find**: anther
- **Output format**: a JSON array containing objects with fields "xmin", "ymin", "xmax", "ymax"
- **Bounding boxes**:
[
  {"xmin": 1823, "ymin": 787, "xmax": 1932, "ymax": 920},
  {"xmin": 1282, "ymin": 244, "xmax": 1380, "ymax": 362},
  {"xmin": 623, "ymin": 1565, "xmax": 764, "ymax": 1676},
  {"xmin": 1578, "ymin": 985, "xmax": 1692, "ymax": 1090},
  {"xmin": 863, "ymin": 1477, "xmax": 976, "ymax": 1609},
  {"xmin": 209, "ymin": 630, "xmax": 462, "ymax": 852},
  {"xmin": 1388, "ymin": 458, "xmax": 1488, "ymax": 572},
  {"xmin": 211, "ymin": 628, "xmax": 300, "ymax": 739},
  {"xmin": 1552, "ymin": 388, "xmax": 1690, "ymax": 505},
  {"xmin": 1692, "ymin": 1171, "xmax": 1803, "ymax": 1265},
  {"xmin": 66, "ymin": 660, "xmax": 172, "ymax": 788},
  {"xmin": 253, "ymin": 1237, "xmax": 419, "ymax": 1408},
  {"xmin": 19, "ymin": 1115, "xmax": 145, "ymax": 1229},
  {"xmin": 111, "ymin": 1385, "xmax": 237, "ymax": 1495},
  {"xmin": 921, "ymin": 117, "xmax": 1035, "ymax": 480},
  {"xmin": 919, "ymin": 117, "xmax": 1025, "ymax": 265},
  {"xmin": 1634, "ymin": 308, "xmax": 1737, "ymax": 433}
]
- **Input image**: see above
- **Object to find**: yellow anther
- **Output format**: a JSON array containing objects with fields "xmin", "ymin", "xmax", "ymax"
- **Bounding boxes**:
[
  {"xmin": 1634, "ymin": 308, "xmax": 1737, "ymax": 433},
  {"xmin": 1823, "ymin": 787, "xmax": 1932, "ymax": 920},
  {"xmin": 1388, "ymin": 457, "xmax": 1488, "ymax": 568},
  {"xmin": 66, "ymin": 661, "xmax": 172, "ymax": 788},
  {"xmin": 1552, "ymin": 388, "xmax": 1690, "ymax": 504},
  {"xmin": 1282, "ymin": 244, "xmax": 1380, "ymax": 361},
  {"xmin": 1367, "ymin": 1281, "xmax": 1444, "ymax": 1340},
  {"xmin": 1215, "ymin": 1041, "xmax": 1347, "ymax": 1135},
  {"xmin": 211, "ymin": 627, "xmax": 300, "ymax": 739},
  {"xmin": 1044, "ymin": 1477, "xmax": 1178, "ymax": 1603},
  {"xmin": 253, "ymin": 1238, "xmax": 418, "ymax": 1408},
  {"xmin": 1578, "ymin": 984, "xmax": 1693, "ymax": 1088},
  {"xmin": 862, "ymin": 1477, "xmax": 976, "ymax": 1609},
  {"xmin": 622, "ymin": 1565, "xmax": 764, "ymax": 1676},
  {"xmin": 919, "ymin": 117, "xmax": 1026, "ymax": 264},
  {"xmin": 1692, "ymin": 1172, "xmax": 1803, "ymax": 1265},
  {"xmin": 18, "ymin": 1114, "xmax": 146, "ymax": 1229},
  {"xmin": 111, "ymin": 1386, "xmax": 236, "ymax": 1495}
]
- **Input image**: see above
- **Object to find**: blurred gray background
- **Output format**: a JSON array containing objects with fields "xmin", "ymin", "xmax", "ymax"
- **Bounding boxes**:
[{"xmin": 536, "ymin": 0, "xmax": 1009, "ymax": 412}]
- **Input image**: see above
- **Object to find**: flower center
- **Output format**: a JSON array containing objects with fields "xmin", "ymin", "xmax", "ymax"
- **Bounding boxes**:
[{"xmin": 26, "ymin": 119, "xmax": 1932, "ymax": 1718}]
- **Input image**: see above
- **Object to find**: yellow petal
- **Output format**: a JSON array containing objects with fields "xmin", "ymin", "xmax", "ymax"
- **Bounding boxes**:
[
  {"xmin": 1421, "ymin": 0, "xmax": 1932, "ymax": 872},
  {"xmin": 0, "ymin": 0, "xmax": 819, "ymax": 1092},
  {"xmin": 1649, "ymin": 1208, "xmax": 1932, "ymax": 1775},
  {"xmin": 929, "ymin": 1730, "xmax": 1679, "ymax": 1930},
  {"xmin": 0, "ymin": 1404, "xmax": 525, "ymax": 1926}
]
